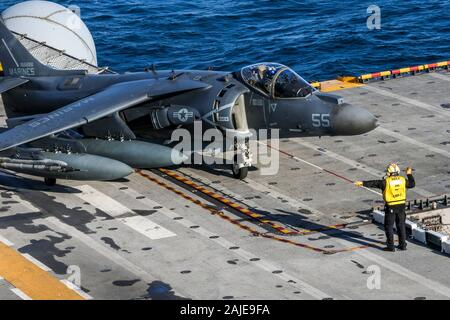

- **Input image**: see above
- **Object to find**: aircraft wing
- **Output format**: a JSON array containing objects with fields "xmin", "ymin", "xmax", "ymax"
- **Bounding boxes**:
[
  {"xmin": 0, "ymin": 78, "xmax": 210, "ymax": 151},
  {"xmin": 0, "ymin": 77, "xmax": 29, "ymax": 94}
]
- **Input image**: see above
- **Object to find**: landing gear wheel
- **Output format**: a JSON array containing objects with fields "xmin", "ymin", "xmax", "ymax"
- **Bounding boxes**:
[
  {"xmin": 232, "ymin": 164, "xmax": 248, "ymax": 180},
  {"xmin": 44, "ymin": 177, "xmax": 56, "ymax": 186},
  {"xmin": 232, "ymin": 158, "xmax": 248, "ymax": 180}
]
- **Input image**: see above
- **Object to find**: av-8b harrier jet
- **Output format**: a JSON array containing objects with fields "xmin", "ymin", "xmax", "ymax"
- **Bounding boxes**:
[{"xmin": 0, "ymin": 19, "xmax": 377, "ymax": 185}]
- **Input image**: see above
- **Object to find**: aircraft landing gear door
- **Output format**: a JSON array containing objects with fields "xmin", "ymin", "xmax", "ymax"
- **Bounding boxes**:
[{"xmin": 245, "ymin": 92, "xmax": 269, "ymax": 130}]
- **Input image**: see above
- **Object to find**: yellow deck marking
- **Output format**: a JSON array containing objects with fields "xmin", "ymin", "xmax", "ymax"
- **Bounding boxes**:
[
  {"xmin": 316, "ymin": 79, "xmax": 364, "ymax": 92},
  {"xmin": 0, "ymin": 242, "xmax": 84, "ymax": 300}
]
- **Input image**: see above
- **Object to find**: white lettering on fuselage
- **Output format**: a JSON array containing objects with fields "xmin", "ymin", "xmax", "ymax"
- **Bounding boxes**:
[
  {"xmin": 9, "ymin": 62, "xmax": 36, "ymax": 76},
  {"xmin": 28, "ymin": 97, "xmax": 95, "ymax": 128}
]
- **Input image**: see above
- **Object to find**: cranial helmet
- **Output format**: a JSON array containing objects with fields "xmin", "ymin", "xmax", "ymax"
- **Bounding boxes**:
[
  {"xmin": 267, "ymin": 66, "xmax": 277, "ymax": 76},
  {"xmin": 386, "ymin": 163, "xmax": 400, "ymax": 176}
]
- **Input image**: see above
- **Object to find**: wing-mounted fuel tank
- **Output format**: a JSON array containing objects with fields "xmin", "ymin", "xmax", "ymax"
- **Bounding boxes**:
[
  {"xmin": 0, "ymin": 135, "xmax": 189, "ymax": 183},
  {"xmin": 150, "ymin": 105, "xmax": 201, "ymax": 130},
  {"xmin": 203, "ymin": 81, "xmax": 250, "ymax": 131},
  {"xmin": 30, "ymin": 137, "xmax": 187, "ymax": 168}
]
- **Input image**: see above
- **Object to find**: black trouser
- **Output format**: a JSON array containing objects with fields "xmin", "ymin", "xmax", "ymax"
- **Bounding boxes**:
[{"xmin": 384, "ymin": 204, "xmax": 407, "ymax": 248}]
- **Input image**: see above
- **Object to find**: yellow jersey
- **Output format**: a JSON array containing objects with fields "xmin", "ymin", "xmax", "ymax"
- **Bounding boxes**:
[{"xmin": 383, "ymin": 176, "xmax": 407, "ymax": 206}]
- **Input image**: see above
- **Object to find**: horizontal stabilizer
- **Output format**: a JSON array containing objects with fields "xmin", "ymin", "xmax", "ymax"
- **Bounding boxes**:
[{"xmin": 0, "ymin": 77, "xmax": 29, "ymax": 94}]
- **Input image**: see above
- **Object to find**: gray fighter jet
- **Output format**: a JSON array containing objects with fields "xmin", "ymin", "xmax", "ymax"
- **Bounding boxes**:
[{"xmin": 0, "ymin": 19, "xmax": 378, "ymax": 185}]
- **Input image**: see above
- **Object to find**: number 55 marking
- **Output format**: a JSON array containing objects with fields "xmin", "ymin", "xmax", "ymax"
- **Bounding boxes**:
[{"xmin": 312, "ymin": 114, "xmax": 330, "ymax": 128}]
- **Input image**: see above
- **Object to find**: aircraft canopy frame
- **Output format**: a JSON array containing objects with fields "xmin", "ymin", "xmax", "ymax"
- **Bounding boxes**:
[{"xmin": 240, "ymin": 63, "xmax": 315, "ymax": 99}]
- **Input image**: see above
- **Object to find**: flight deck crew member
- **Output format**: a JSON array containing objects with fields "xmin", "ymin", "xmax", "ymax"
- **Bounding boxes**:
[{"xmin": 354, "ymin": 163, "xmax": 415, "ymax": 252}]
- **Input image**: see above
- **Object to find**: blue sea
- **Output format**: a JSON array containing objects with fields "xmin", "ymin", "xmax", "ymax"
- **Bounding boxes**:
[{"xmin": 2, "ymin": 0, "xmax": 450, "ymax": 81}]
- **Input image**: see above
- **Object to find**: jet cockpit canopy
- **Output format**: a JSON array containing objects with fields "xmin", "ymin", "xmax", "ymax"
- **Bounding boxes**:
[{"xmin": 240, "ymin": 63, "xmax": 315, "ymax": 98}]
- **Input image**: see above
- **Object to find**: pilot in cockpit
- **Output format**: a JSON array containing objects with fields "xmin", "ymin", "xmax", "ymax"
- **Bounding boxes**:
[
  {"xmin": 250, "ymin": 64, "xmax": 276, "ymax": 94},
  {"xmin": 242, "ymin": 63, "xmax": 315, "ymax": 98}
]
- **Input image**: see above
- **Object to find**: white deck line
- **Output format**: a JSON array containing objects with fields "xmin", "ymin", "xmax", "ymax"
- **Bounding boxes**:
[
  {"xmin": 364, "ymin": 85, "xmax": 450, "ymax": 118},
  {"xmin": 11, "ymin": 288, "xmax": 32, "ymax": 300},
  {"xmin": 377, "ymin": 127, "xmax": 450, "ymax": 159},
  {"xmin": 75, "ymin": 185, "xmax": 176, "ymax": 240},
  {"xmin": 120, "ymin": 185, "xmax": 332, "ymax": 300},
  {"xmin": 61, "ymin": 279, "xmax": 93, "ymax": 300},
  {"xmin": 292, "ymin": 138, "xmax": 434, "ymax": 198},
  {"xmin": 0, "ymin": 234, "xmax": 14, "ymax": 247},
  {"xmin": 427, "ymin": 72, "xmax": 450, "ymax": 82},
  {"xmin": 258, "ymin": 141, "xmax": 381, "ymax": 196},
  {"xmin": 42, "ymin": 216, "xmax": 187, "ymax": 298},
  {"xmin": 22, "ymin": 253, "xmax": 51, "ymax": 272},
  {"xmin": 356, "ymin": 248, "xmax": 450, "ymax": 298},
  {"xmin": 125, "ymin": 178, "xmax": 450, "ymax": 299}
]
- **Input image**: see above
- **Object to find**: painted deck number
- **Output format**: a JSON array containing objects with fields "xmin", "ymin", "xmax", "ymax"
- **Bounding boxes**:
[{"xmin": 312, "ymin": 114, "xmax": 330, "ymax": 128}]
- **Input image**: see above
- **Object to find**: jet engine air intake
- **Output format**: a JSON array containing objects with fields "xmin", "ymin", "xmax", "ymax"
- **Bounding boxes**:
[{"xmin": 209, "ymin": 83, "xmax": 250, "ymax": 131}]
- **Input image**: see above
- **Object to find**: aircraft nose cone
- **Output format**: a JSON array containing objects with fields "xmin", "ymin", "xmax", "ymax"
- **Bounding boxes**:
[{"xmin": 330, "ymin": 104, "xmax": 378, "ymax": 136}]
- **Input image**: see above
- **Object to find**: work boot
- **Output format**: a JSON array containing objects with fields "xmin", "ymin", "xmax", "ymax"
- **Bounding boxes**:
[
  {"xmin": 383, "ymin": 246, "xmax": 395, "ymax": 252},
  {"xmin": 397, "ymin": 244, "xmax": 407, "ymax": 251}
]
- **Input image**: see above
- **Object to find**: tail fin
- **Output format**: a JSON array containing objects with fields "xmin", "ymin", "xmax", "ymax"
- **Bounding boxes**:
[{"xmin": 0, "ymin": 18, "xmax": 86, "ymax": 77}]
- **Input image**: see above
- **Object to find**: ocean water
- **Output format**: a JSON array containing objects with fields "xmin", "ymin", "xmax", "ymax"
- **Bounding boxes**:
[{"xmin": 2, "ymin": 0, "xmax": 450, "ymax": 81}]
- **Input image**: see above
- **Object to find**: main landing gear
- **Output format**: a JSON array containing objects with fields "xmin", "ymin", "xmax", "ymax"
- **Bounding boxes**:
[{"xmin": 44, "ymin": 177, "xmax": 57, "ymax": 186}]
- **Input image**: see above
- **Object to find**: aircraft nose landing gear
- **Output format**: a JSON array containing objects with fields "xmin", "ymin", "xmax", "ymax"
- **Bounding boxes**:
[
  {"xmin": 232, "ymin": 160, "xmax": 249, "ymax": 180},
  {"xmin": 231, "ymin": 136, "xmax": 252, "ymax": 180}
]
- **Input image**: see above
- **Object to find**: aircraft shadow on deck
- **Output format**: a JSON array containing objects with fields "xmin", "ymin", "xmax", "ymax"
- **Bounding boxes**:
[{"xmin": 0, "ymin": 170, "xmax": 82, "ymax": 194}]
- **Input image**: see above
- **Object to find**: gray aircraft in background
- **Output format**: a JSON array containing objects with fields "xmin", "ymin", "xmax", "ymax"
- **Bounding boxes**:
[{"xmin": 0, "ymin": 18, "xmax": 378, "ymax": 185}]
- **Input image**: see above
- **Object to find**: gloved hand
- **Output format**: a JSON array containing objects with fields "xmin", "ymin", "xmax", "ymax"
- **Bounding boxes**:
[
  {"xmin": 354, "ymin": 181, "xmax": 363, "ymax": 187},
  {"xmin": 405, "ymin": 167, "xmax": 413, "ymax": 175}
]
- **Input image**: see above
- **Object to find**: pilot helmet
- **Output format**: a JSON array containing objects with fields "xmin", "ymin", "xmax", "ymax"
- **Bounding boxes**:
[{"xmin": 267, "ymin": 66, "xmax": 277, "ymax": 76}]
